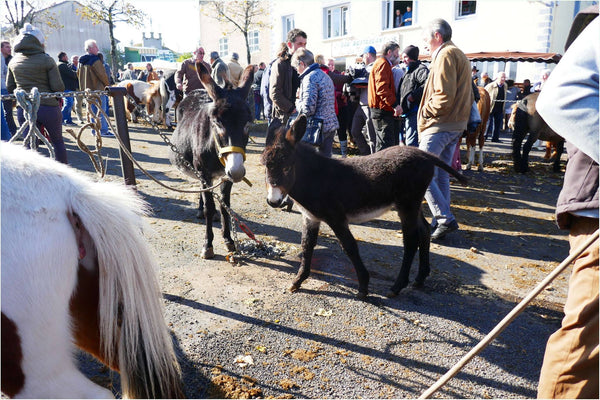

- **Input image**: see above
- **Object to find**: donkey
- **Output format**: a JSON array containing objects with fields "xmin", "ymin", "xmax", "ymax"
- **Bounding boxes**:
[
  {"xmin": 509, "ymin": 92, "xmax": 564, "ymax": 173},
  {"xmin": 261, "ymin": 116, "xmax": 468, "ymax": 299},
  {"xmin": 1, "ymin": 143, "xmax": 184, "ymax": 398},
  {"xmin": 169, "ymin": 61, "xmax": 254, "ymax": 259}
]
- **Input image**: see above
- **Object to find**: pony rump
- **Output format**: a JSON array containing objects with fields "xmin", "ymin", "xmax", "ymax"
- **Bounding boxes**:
[{"xmin": 0, "ymin": 143, "xmax": 183, "ymax": 398}]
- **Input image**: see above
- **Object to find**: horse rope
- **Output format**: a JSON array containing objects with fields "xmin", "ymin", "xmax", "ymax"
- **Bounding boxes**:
[
  {"xmin": 419, "ymin": 228, "xmax": 600, "ymax": 398},
  {"xmin": 10, "ymin": 88, "xmax": 55, "ymax": 159}
]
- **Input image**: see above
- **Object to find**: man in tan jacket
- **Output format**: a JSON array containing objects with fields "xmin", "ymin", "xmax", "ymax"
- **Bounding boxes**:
[
  {"xmin": 418, "ymin": 18, "xmax": 473, "ymax": 241},
  {"xmin": 78, "ymin": 39, "xmax": 111, "ymax": 136}
]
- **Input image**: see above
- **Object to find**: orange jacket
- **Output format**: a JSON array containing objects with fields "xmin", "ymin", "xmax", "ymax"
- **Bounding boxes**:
[{"xmin": 368, "ymin": 57, "xmax": 396, "ymax": 112}]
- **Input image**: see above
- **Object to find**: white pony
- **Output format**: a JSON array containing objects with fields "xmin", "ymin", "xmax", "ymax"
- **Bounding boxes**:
[{"xmin": 1, "ymin": 143, "xmax": 184, "ymax": 398}]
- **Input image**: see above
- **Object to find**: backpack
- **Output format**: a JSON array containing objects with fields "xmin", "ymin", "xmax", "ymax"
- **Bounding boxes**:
[{"xmin": 260, "ymin": 58, "xmax": 278, "ymax": 120}]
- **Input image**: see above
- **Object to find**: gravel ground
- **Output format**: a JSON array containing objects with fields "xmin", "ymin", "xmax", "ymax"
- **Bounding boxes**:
[{"xmin": 67, "ymin": 119, "xmax": 570, "ymax": 399}]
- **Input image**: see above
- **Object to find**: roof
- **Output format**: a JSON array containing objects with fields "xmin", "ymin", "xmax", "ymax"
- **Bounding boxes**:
[{"xmin": 419, "ymin": 51, "xmax": 562, "ymax": 64}]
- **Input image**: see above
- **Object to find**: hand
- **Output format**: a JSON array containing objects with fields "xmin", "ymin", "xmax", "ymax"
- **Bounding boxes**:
[
  {"xmin": 393, "ymin": 105, "xmax": 403, "ymax": 117},
  {"xmin": 176, "ymin": 83, "xmax": 183, "ymax": 91}
]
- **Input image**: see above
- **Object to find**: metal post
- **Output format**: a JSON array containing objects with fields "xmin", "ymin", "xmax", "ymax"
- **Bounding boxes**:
[{"xmin": 107, "ymin": 86, "xmax": 136, "ymax": 186}]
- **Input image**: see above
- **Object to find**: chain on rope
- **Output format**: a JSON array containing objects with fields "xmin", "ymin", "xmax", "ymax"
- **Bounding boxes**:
[{"xmin": 10, "ymin": 88, "xmax": 55, "ymax": 159}]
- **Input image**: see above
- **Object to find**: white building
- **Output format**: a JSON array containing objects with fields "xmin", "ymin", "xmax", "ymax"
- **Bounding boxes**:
[
  {"xmin": 33, "ymin": 1, "xmax": 111, "ymax": 64},
  {"xmin": 199, "ymin": 0, "xmax": 597, "ymax": 83}
]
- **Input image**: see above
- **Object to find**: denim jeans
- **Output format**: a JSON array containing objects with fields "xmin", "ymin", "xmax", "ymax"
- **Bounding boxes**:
[
  {"xmin": 89, "ymin": 96, "xmax": 109, "ymax": 135},
  {"xmin": 403, "ymin": 113, "xmax": 419, "ymax": 147},
  {"xmin": 419, "ymin": 130, "xmax": 462, "ymax": 226},
  {"xmin": 61, "ymin": 90, "xmax": 75, "ymax": 123},
  {"xmin": 2, "ymin": 88, "xmax": 17, "ymax": 135}
]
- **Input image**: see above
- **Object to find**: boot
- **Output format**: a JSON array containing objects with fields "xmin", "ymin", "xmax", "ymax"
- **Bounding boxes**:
[{"xmin": 340, "ymin": 140, "xmax": 348, "ymax": 158}]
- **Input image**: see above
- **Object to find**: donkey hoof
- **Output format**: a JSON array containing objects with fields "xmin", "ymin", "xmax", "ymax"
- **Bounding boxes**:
[
  {"xmin": 386, "ymin": 290, "xmax": 399, "ymax": 298},
  {"xmin": 288, "ymin": 284, "xmax": 299, "ymax": 293},
  {"xmin": 196, "ymin": 209, "xmax": 205, "ymax": 219},
  {"xmin": 225, "ymin": 242, "xmax": 236, "ymax": 252},
  {"xmin": 356, "ymin": 291, "xmax": 368, "ymax": 300},
  {"xmin": 201, "ymin": 247, "xmax": 215, "ymax": 259},
  {"xmin": 412, "ymin": 280, "xmax": 425, "ymax": 289}
]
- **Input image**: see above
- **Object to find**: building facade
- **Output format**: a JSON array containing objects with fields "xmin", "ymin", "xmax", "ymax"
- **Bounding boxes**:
[{"xmin": 198, "ymin": 0, "xmax": 597, "ymax": 82}]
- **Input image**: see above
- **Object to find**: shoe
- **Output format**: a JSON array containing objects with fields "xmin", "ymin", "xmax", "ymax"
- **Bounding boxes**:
[
  {"xmin": 100, "ymin": 132, "xmax": 115, "ymax": 137},
  {"xmin": 431, "ymin": 220, "xmax": 459, "ymax": 241},
  {"xmin": 491, "ymin": 139, "xmax": 501, "ymax": 143},
  {"xmin": 64, "ymin": 121, "xmax": 78, "ymax": 126}
]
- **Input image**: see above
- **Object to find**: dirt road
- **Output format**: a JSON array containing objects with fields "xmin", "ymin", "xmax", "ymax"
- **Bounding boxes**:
[{"xmin": 69, "ymin": 120, "xmax": 570, "ymax": 398}]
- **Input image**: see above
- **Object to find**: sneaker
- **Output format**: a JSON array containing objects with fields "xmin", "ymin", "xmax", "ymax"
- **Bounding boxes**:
[
  {"xmin": 64, "ymin": 121, "xmax": 78, "ymax": 126},
  {"xmin": 100, "ymin": 132, "xmax": 115, "ymax": 137},
  {"xmin": 431, "ymin": 220, "xmax": 459, "ymax": 241}
]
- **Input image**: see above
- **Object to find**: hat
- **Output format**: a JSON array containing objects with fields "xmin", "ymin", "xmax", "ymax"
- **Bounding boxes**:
[
  {"xmin": 21, "ymin": 23, "xmax": 44, "ymax": 45},
  {"xmin": 402, "ymin": 45, "xmax": 419, "ymax": 61},
  {"xmin": 231, "ymin": 52, "xmax": 239, "ymax": 60},
  {"xmin": 363, "ymin": 45, "xmax": 376, "ymax": 55},
  {"xmin": 472, "ymin": 66, "xmax": 479, "ymax": 72}
]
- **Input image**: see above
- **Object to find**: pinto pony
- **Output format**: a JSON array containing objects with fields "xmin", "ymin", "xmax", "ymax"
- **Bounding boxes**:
[
  {"xmin": 169, "ymin": 61, "xmax": 254, "ymax": 259},
  {"xmin": 261, "ymin": 116, "xmax": 468, "ymax": 299},
  {"xmin": 116, "ymin": 79, "xmax": 162, "ymax": 124},
  {"xmin": 509, "ymin": 92, "xmax": 564, "ymax": 173},
  {"xmin": 465, "ymin": 86, "xmax": 491, "ymax": 171},
  {"xmin": 1, "ymin": 143, "xmax": 184, "ymax": 398}
]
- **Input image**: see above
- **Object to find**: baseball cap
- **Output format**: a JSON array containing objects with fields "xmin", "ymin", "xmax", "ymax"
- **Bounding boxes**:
[{"xmin": 363, "ymin": 46, "xmax": 376, "ymax": 55}]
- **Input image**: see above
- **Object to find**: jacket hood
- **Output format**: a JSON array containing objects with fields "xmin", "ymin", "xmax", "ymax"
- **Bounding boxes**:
[
  {"xmin": 299, "ymin": 63, "xmax": 320, "ymax": 79},
  {"xmin": 79, "ymin": 53, "xmax": 100, "ymax": 66},
  {"xmin": 13, "ymin": 34, "xmax": 45, "ymax": 56}
]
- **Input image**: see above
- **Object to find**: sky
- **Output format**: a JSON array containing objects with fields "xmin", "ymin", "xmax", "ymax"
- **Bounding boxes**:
[{"xmin": 111, "ymin": 0, "xmax": 201, "ymax": 53}]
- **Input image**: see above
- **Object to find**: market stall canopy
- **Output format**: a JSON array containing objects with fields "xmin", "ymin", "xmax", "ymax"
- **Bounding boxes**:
[{"xmin": 419, "ymin": 51, "xmax": 562, "ymax": 63}]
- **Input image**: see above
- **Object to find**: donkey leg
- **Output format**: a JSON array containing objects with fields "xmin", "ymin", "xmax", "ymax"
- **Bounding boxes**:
[
  {"xmin": 219, "ymin": 180, "xmax": 236, "ymax": 252},
  {"xmin": 388, "ymin": 208, "xmax": 422, "ymax": 296},
  {"xmin": 414, "ymin": 212, "xmax": 432, "ymax": 286},
  {"xmin": 201, "ymin": 191, "xmax": 216, "ymax": 259},
  {"xmin": 291, "ymin": 216, "xmax": 320, "ymax": 293},
  {"xmin": 522, "ymin": 132, "xmax": 538, "ymax": 173},
  {"xmin": 465, "ymin": 144, "xmax": 473, "ymax": 170},
  {"xmin": 552, "ymin": 140, "xmax": 565, "ymax": 172},
  {"xmin": 328, "ymin": 221, "xmax": 370, "ymax": 299}
]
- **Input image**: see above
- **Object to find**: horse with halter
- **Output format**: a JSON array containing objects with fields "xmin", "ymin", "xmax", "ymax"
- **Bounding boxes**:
[
  {"xmin": 0, "ymin": 143, "xmax": 184, "ymax": 398},
  {"xmin": 261, "ymin": 116, "xmax": 468, "ymax": 299},
  {"xmin": 169, "ymin": 61, "xmax": 254, "ymax": 259}
]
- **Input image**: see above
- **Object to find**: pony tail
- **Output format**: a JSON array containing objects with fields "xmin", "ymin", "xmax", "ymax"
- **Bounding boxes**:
[{"xmin": 71, "ymin": 181, "xmax": 184, "ymax": 398}]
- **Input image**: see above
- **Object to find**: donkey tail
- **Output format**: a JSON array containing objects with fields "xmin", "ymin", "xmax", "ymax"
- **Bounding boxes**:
[
  {"xmin": 70, "ymin": 180, "xmax": 184, "ymax": 398},
  {"xmin": 426, "ymin": 151, "xmax": 469, "ymax": 186}
]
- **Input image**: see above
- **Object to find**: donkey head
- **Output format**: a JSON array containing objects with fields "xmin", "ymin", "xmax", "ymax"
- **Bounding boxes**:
[
  {"xmin": 260, "ymin": 115, "xmax": 307, "ymax": 207},
  {"xmin": 195, "ymin": 61, "xmax": 255, "ymax": 182}
]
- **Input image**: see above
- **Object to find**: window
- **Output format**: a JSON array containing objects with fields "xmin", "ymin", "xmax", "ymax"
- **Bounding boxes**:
[
  {"xmin": 282, "ymin": 15, "xmax": 295, "ymax": 41},
  {"xmin": 219, "ymin": 37, "xmax": 228, "ymax": 57},
  {"xmin": 457, "ymin": 1, "xmax": 476, "ymax": 18},
  {"xmin": 249, "ymin": 30, "xmax": 259, "ymax": 52},
  {"xmin": 382, "ymin": 1, "xmax": 414, "ymax": 30},
  {"xmin": 324, "ymin": 4, "xmax": 348, "ymax": 39}
]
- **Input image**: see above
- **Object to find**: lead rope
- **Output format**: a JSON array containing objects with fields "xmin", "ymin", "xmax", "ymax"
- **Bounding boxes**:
[
  {"xmin": 11, "ymin": 88, "xmax": 55, "ymax": 159},
  {"xmin": 419, "ymin": 229, "xmax": 600, "ymax": 399}
]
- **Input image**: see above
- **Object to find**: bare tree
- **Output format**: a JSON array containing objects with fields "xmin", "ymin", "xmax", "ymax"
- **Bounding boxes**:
[
  {"xmin": 203, "ymin": 0, "xmax": 269, "ymax": 65},
  {"xmin": 3, "ymin": 0, "xmax": 62, "ymax": 37},
  {"xmin": 76, "ymin": 0, "xmax": 146, "ymax": 82}
]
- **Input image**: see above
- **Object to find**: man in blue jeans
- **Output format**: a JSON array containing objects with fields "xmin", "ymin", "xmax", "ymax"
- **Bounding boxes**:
[
  {"xmin": 57, "ymin": 52, "xmax": 78, "ymax": 125},
  {"xmin": 417, "ymin": 18, "xmax": 472, "ymax": 241}
]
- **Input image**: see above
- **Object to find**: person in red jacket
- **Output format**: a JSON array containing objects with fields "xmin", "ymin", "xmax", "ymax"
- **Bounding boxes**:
[{"xmin": 367, "ymin": 41, "xmax": 402, "ymax": 152}]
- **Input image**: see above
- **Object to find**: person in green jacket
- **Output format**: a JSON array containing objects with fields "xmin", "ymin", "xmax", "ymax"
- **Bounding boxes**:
[{"xmin": 6, "ymin": 23, "xmax": 67, "ymax": 163}]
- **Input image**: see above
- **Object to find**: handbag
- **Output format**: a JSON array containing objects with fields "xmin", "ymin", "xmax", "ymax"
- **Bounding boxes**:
[
  {"xmin": 467, "ymin": 100, "xmax": 482, "ymax": 132},
  {"xmin": 301, "ymin": 117, "xmax": 323, "ymax": 146}
]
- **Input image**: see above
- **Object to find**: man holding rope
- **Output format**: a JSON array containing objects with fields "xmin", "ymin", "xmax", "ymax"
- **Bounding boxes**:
[{"xmin": 535, "ymin": 16, "xmax": 599, "ymax": 399}]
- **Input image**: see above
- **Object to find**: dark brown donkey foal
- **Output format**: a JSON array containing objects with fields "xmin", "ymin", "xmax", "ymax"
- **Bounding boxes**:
[{"xmin": 261, "ymin": 116, "xmax": 468, "ymax": 299}]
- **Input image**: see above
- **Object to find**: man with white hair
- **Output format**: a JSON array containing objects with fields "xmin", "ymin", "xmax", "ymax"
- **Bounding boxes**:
[
  {"xmin": 485, "ymin": 70, "xmax": 507, "ymax": 142},
  {"xmin": 78, "ymin": 39, "xmax": 112, "ymax": 137},
  {"xmin": 175, "ymin": 46, "xmax": 212, "ymax": 96}
]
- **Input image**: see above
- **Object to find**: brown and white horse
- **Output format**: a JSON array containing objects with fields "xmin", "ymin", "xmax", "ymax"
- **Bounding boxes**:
[
  {"xmin": 465, "ymin": 86, "xmax": 491, "ymax": 171},
  {"xmin": 116, "ymin": 80, "xmax": 163, "ymax": 124},
  {"xmin": 0, "ymin": 143, "xmax": 184, "ymax": 398}
]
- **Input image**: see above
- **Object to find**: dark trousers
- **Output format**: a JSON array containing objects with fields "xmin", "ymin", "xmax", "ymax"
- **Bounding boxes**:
[
  {"xmin": 370, "ymin": 107, "xmax": 397, "ymax": 152},
  {"xmin": 336, "ymin": 104, "xmax": 350, "ymax": 142},
  {"xmin": 489, "ymin": 108, "xmax": 503, "ymax": 141},
  {"xmin": 17, "ymin": 105, "xmax": 68, "ymax": 164}
]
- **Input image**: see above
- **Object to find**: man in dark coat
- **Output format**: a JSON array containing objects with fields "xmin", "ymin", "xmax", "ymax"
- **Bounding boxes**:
[
  {"xmin": 58, "ymin": 52, "xmax": 78, "ymax": 125},
  {"xmin": 397, "ymin": 45, "xmax": 429, "ymax": 147}
]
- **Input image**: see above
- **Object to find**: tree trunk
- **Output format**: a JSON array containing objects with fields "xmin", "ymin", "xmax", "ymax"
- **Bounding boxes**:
[
  {"xmin": 108, "ymin": 18, "xmax": 118, "ymax": 84},
  {"xmin": 244, "ymin": 31, "xmax": 251, "ymax": 65}
]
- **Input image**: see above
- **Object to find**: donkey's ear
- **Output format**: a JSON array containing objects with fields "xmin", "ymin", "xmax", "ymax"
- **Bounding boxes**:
[
  {"xmin": 196, "ymin": 61, "xmax": 220, "ymax": 100},
  {"xmin": 287, "ymin": 114, "xmax": 307, "ymax": 145},
  {"xmin": 237, "ymin": 65, "xmax": 255, "ymax": 98}
]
